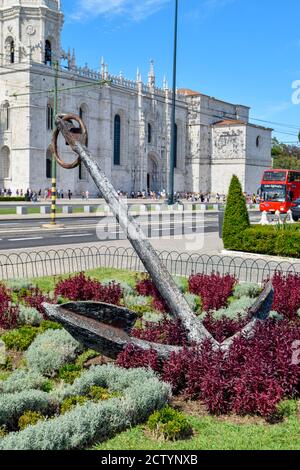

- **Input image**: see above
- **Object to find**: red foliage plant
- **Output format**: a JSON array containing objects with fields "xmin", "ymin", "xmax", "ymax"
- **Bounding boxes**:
[
  {"xmin": 116, "ymin": 344, "xmax": 161, "ymax": 373},
  {"xmin": 136, "ymin": 275, "xmax": 168, "ymax": 313},
  {"xmin": 202, "ymin": 313, "xmax": 249, "ymax": 343},
  {"xmin": 22, "ymin": 287, "xmax": 54, "ymax": 317},
  {"xmin": 272, "ymin": 272, "xmax": 300, "ymax": 320},
  {"xmin": 188, "ymin": 273, "xmax": 236, "ymax": 312},
  {"xmin": 54, "ymin": 273, "xmax": 122, "ymax": 305},
  {"xmin": 117, "ymin": 319, "xmax": 300, "ymax": 418},
  {"xmin": 0, "ymin": 283, "xmax": 19, "ymax": 329}
]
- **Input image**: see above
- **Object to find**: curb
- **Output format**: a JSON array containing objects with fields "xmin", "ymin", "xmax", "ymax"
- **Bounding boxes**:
[{"xmin": 221, "ymin": 249, "xmax": 300, "ymax": 264}]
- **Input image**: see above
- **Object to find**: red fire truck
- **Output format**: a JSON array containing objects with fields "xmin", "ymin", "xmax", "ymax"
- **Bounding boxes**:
[{"xmin": 259, "ymin": 169, "xmax": 300, "ymax": 213}]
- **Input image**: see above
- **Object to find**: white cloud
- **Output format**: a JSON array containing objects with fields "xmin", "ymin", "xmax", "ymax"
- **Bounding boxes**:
[
  {"xmin": 185, "ymin": 0, "xmax": 236, "ymax": 22},
  {"xmin": 71, "ymin": 0, "xmax": 170, "ymax": 22}
]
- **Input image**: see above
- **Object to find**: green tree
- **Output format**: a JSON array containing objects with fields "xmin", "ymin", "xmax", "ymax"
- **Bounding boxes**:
[
  {"xmin": 223, "ymin": 175, "xmax": 250, "ymax": 250},
  {"xmin": 272, "ymin": 138, "xmax": 300, "ymax": 170}
]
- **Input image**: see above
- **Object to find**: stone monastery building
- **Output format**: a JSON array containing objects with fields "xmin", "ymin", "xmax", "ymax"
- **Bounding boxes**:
[{"xmin": 0, "ymin": 0, "xmax": 272, "ymax": 196}]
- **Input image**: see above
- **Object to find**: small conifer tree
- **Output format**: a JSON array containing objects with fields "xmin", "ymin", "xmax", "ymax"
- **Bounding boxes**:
[{"xmin": 223, "ymin": 175, "xmax": 250, "ymax": 249}]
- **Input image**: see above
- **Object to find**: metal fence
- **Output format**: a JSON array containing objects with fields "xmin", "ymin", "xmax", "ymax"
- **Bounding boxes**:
[{"xmin": 0, "ymin": 245, "xmax": 299, "ymax": 284}]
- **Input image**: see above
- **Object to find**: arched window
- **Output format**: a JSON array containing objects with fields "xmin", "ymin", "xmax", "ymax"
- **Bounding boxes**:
[
  {"xmin": 47, "ymin": 104, "xmax": 53, "ymax": 130},
  {"xmin": 0, "ymin": 146, "xmax": 11, "ymax": 180},
  {"xmin": 256, "ymin": 136, "xmax": 261, "ymax": 148},
  {"xmin": 1, "ymin": 102, "xmax": 10, "ymax": 131},
  {"xmin": 148, "ymin": 123, "xmax": 152, "ymax": 144},
  {"xmin": 5, "ymin": 37, "xmax": 15, "ymax": 64},
  {"xmin": 174, "ymin": 123, "xmax": 178, "ymax": 169},
  {"xmin": 114, "ymin": 114, "xmax": 121, "ymax": 166},
  {"xmin": 46, "ymin": 147, "xmax": 52, "ymax": 179},
  {"xmin": 45, "ymin": 40, "xmax": 52, "ymax": 65}
]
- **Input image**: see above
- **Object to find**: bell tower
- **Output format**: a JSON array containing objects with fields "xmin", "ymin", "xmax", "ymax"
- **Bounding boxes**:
[{"xmin": 0, "ymin": 0, "xmax": 64, "ymax": 65}]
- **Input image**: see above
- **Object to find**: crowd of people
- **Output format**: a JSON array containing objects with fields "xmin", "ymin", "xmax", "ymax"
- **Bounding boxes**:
[{"xmin": 0, "ymin": 187, "xmax": 260, "ymax": 205}]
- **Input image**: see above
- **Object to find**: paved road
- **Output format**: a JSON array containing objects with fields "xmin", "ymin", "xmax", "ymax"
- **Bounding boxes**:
[{"xmin": 0, "ymin": 212, "xmax": 261, "ymax": 250}]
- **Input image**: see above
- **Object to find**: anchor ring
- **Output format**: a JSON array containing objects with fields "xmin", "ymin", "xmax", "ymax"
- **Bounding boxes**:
[{"xmin": 51, "ymin": 113, "xmax": 88, "ymax": 169}]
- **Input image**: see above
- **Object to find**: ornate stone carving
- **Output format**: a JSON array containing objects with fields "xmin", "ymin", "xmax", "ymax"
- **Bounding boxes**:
[{"xmin": 26, "ymin": 24, "xmax": 36, "ymax": 36}]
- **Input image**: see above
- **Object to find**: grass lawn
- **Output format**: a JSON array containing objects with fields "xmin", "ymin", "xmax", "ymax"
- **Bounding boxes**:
[
  {"xmin": 29, "ymin": 267, "xmax": 139, "ymax": 292},
  {"xmin": 94, "ymin": 414, "xmax": 300, "ymax": 451}
]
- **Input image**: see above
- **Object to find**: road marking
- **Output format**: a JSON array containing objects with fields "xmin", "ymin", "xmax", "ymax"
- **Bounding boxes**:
[
  {"xmin": 9, "ymin": 237, "xmax": 44, "ymax": 242},
  {"xmin": 60, "ymin": 233, "xmax": 93, "ymax": 238}
]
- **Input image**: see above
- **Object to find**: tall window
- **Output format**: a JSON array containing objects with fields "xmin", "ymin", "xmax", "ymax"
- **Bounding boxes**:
[
  {"xmin": 9, "ymin": 39, "xmax": 14, "ymax": 64},
  {"xmin": 114, "ymin": 114, "xmax": 121, "ymax": 166},
  {"xmin": 148, "ymin": 123, "xmax": 152, "ymax": 144},
  {"xmin": 45, "ymin": 40, "xmax": 52, "ymax": 65},
  {"xmin": 0, "ymin": 146, "xmax": 11, "ymax": 179},
  {"xmin": 174, "ymin": 123, "xmax": 178, "ymax": 169},
  {"xmin": 1, "ymin": 102, "xmax": 10, "ymax": 131},
  {"xmin": 46, "ymin": 147, "xmax": 52, "ymax": 179},
  {"xmin": 47, "ymin": 104, "xmax": 53, "ymax": 130}
]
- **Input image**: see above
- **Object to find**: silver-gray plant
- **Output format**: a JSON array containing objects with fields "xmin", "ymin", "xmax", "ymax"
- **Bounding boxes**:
[
  {"xmin": 25, "ymin": 330, "xmax": 83, "ymax": 376},
  {"xmin": 0, "ymin": 365, "xmax": 171, "ymax": 450}
]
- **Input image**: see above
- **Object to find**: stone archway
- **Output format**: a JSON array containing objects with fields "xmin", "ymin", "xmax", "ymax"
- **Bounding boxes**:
[{"xmin": 147, "ymin": 155, "xmax": 160, "ymax": 192}]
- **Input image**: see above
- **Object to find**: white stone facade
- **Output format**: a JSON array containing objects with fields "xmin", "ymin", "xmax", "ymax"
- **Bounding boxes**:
[{"xmin": 0, "ymin": 0, "xmax": 272, "ymax": 196}]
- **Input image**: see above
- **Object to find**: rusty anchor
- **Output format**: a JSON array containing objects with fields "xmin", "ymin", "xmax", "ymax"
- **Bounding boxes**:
[{"xmin": 43, "ymin": 114, "xmax": 274, "ymax": 358}]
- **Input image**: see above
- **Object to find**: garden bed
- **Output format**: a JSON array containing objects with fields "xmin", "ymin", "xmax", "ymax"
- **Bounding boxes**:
[{"xmin": 0, "ymin": 267, "xmax": 300, "ymax": 450}]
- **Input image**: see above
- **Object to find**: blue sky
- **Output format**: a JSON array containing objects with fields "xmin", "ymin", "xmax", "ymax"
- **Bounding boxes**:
[{"xmin": 61, "ymin": 0, "xmax": 300, "ymax": 143}]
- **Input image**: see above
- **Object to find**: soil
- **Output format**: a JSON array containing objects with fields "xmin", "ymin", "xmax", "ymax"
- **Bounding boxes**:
[
  {"xmin": 84, "ymin": 354, "xmax": 114, "ymax": 368},
  {"xmin": 7, "ymin": 350, "xmax": 24, "ymax": 370},
  {"xmin": 171, "ymin": 395, "xmax": 267, "ymax": 426}
]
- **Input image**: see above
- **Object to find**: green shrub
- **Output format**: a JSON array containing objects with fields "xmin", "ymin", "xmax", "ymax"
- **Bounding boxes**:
[
  {"xmin": 88, "ymin": 386, "xmax": 121, "ymax": 402},
  {"xmin": 0, "ymin": 356, "xmax": 13, "ymax": 372},
  {"xmin": 123, "ymin": 295, "xmax": 151, "ymax": 316},
  {"xmin": 0, "ymin": 390, "xmax": 53, "ymax": 428},
  {"xmin": 58, "ymin": 364, "xmax": 82, "ymax": 384},
  {"xmin": 0, "ymin": 369, "xmax": 48, "ymax": 394},
  {"xmin": 0, "ymin": 365, "xmax": 170, "ymax": 450},
  {"xmin": 223, "ymin": 175, "xmax": 250, "ymax": 249},
  {"xmin": 26, "ymin": 330, "xmax": 82, "ymax": 376},
  {"xmin": 38, "ymin": 320, "xmax": 62, "ymax": 333},
  {"xmin": 276, "ymin": 400, "xmax": 298, "ymax": 419},
  {"xmin": 142, "ymin": 311, "xmax": 164, "ymax": 323},
  {"xmin": 6, "ymin": 280, "xmax": 33, "ymax": 292},
  {"xmin": 60, "ymin": 395, "xmax": 88, "ymax": 415},
  {"xmin": 1, "ymin": 326, "xmax": 39, "ymax": 351},
  {"xmin": 212, "ymin": 296, "xmax": 255, "ymax": 320},
  {"xmin": 147, "ymin": 406, "xmax": 192, "ymax": 441},
  {"xmin": 0, "ymin": 371, "xmax": 10, "ymax": 381},
  {"xmin": 228, "ymin": 224, "xmax": 300, "ymax": 258},
  {"xmin": 41, "ymin": 380, "xmax": 54, "ymax": 393},
  {"xmin": 18, "ymin": 306, "xmax": 43, "ymax": 327},
  {"xmin": 102, "ymin": 279, "xmax": 134, "ymax": 295},
  {"xmin": 0, "ymin": 426, "xmax": 6, "ymax": 438},
  {"xmin": 18, "ymin": 411, "xmax": 46, "ymax": 431},
  {"xmin": 173, "ymin": 277, "xmax": 188, "ymax": 293},
  {"xmin": 75, "ymin": 350, "xmax": 100, "ymax": 368},
  {"xmin": 269, "ymin": 311, "xmax": 284, "ymax": 321},
  {"xmin": 184, "ymin": 293, "xmax": 202, "ymax": 314},
  {"xmin": 0, "ymin": 197, "xmax": 26, "ymax": 202}
]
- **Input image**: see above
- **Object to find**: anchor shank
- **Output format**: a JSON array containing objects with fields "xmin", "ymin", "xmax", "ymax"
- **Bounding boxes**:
[{"xmin": 56, "ymin": 117, "xmax": 215, "ymax": 345}]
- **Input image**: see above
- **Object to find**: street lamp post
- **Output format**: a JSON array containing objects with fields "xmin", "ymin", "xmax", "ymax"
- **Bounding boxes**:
[{"xmin": 168, "ymin": 0, "xmax": 179, "ymax": 206}]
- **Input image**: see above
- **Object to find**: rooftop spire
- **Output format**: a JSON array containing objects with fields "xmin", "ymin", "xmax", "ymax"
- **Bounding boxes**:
[{"xmin": 148, "ymin": 59, "xmax": 155, "ymax": 87}]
